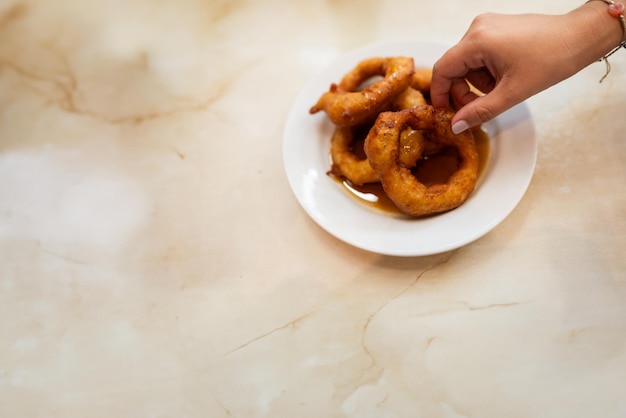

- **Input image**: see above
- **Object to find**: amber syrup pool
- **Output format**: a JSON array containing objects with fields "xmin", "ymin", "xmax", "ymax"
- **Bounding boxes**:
[{"xmin": 333, "ymin": 126, "xmax": 490, "ymax": 216}]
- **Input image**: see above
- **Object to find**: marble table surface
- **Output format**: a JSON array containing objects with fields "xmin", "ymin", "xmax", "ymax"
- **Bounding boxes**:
[{"xmin": 1, "ymin": 0, "xmax": 625, "ymax": 417}]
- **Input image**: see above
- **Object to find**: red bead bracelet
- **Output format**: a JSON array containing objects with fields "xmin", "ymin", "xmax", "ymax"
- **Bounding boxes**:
[{"xmin": 587, "ymin": 0, "xmax": 626, "ymax": 81}]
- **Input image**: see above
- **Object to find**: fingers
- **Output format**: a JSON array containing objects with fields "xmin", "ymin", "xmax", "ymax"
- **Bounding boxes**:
[
  {"xmin": 431, "ymin": 40, "xmax": 505, "ymax": 133},
  {"xmin": 430, "ymin": 11, "xmax": 584, "ymax": 133},
  {"xmin": 449, "ymin": 78, "xmax": 480, "ymax": 108},
  {"xmin": 430, "ymin": 48, "xmax": 469, "ymax": 109},
  {"xmin": 449, "ymin": 80, "xmax": 520, "ymax": 133},
  {"xmin": 432, "ymin": 64, "xmax": 500, "ymax": 134},
  {"xmin": 431, "ymin": 45, "xmax": 496, "ymax": 109},
  {"xmin": 465, "ymin": 69, "xmax": 496, "ymax": 95}
]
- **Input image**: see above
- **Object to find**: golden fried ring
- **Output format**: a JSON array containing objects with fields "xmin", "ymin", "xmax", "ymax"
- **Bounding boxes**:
[
  {"xmin": 329, "ymin": 122, "xmax": 425, "ymax": 186},
  {"xmin": 329, "ymin": 125, "xmax": 380, "ymax": 185},
  {"xmin": 329, "ymin": 86, "xmax": 427, "ymax": 186},
  {"xmin": 410, "ymin": 68, "xmax": 433, "ymax": 94},
  {"xmin": 390, "ymin": 86, "xmax": 428, "ymax": 110},
  {"xmin": 390, "ymin": 87, "xmax": 429, "ymax": 166},
  {"xmin": 309, "ymin": 56, "xmax": 414, "ymax": 127},
  {"xmin": 364, "ymin": 106, "xmax": 479, "ymax": 216}
]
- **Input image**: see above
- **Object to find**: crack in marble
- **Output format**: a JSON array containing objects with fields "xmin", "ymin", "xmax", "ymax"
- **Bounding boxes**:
[
  {"xmin": 361, "ymin": 253, "xmax": 455, "ymax": 359},
  {"xmin": 376, "ymin": 393, "xmax": 390, "ymax": 408},
  {"xmin": 39, "ymin": 245, "xmax": 90, "ymax": 266},
  {"xmin": 466, "ymin": 302, "xmax": 523, "ymax": 311},
  {"xmin": 170, "ymin": 146, "xmax": 186, "ymax": 160},
  {"xmin": 104, "ymin": 100, "xmax": 214, "ymax": 125},
  {"xmin": 346, "ymin": 254, "xmax": 458, "ymax": 396},
  {"xmin": 224, "ymin": 311, "xmax": 313, "ymax": 357},
  {"xmin": 413, "ymin": 300, "xmax": 528, "ymax": 318},
  {"xmin": 424, "ymin": 336, "xmax": 437, "ymax": 349},
  {"xmin": 212, "ymin": 395, "xmax": 234, "ymax": 417},
  {"xmin": 0, "ymin": 59, "xmax": 217, "ymax": 125}
]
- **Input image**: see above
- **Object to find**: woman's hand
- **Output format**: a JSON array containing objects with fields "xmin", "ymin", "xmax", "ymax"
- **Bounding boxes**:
[{"xmin": 431, "ymin": 4, "xmax": 623, "ymax": 133}]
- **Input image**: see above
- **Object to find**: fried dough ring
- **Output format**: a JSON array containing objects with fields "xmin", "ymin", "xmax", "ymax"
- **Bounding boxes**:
[
  {"xmin": 399, "ymin": 70, "xmax": 446, "ymax": 156},
  {"xmin": 390, "ymin": 86, "xmax": 428, "ymax": 110},
  {"xmin": 310, "ymin": 56, "xmax": 415, "ymax": 127},
  {"xmin": 329, "ymin": 122, "xmax": 425, "ymax": 185},
  {"xmin": 364, "ymin": 106, "xmax": 479, "ymax": 216},
  {"xmin": 329, "ymin": 125, "xmax": 380, "ymax": 185},
  {"xmin": 410, "ymin": 68, "xmax": 433, "ymax": 94},
  {"xmin": 329, "ymin": 86, "xmax": 427, "ymax": 185}
]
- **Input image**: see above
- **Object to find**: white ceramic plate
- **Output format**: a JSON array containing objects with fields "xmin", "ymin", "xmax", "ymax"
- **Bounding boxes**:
[{"xmin": 283, "ymin": 40, "xmax": 537, "ymax": 256}]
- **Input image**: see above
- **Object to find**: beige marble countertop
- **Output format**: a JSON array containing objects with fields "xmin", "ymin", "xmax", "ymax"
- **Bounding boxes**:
[{"xmin": 1, "ymin": 0, "xmax": 625, "ymax": 417}]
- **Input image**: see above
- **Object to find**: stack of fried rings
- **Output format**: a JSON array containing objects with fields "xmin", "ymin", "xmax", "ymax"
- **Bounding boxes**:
[{"xmin": 309, "ymin": 56, "xmax": 479, "ymax": 217}]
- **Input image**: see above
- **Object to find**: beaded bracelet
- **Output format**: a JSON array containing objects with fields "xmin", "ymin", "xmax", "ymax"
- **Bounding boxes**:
[{"xmin": 586, "ymin": 0, "xmax": 626, "ymax": 81}]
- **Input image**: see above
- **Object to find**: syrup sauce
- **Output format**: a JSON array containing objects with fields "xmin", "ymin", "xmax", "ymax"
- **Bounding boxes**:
[{"xmin": 333, "ymin": 126, "xmax": 490, "ymax": 216}]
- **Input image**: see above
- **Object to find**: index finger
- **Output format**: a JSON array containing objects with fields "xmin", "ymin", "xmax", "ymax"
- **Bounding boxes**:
[
  {"xmin": 430, "ymin": 46, "xmax": 471, "ymax": 109},
  {"xmin": 431, "ymin": 40, "xmax": 492, "ymax": 109}
]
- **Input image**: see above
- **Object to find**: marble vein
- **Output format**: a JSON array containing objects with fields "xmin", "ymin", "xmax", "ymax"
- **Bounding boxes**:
[
  {"xmin": 360, "ymin": 254, "xmax": 454, "ymax": 361},
  {"xmin": 38, "ymin": 245, "xmax": 91, "ymax": 266},
  {"xmin": 0, "ymin": 58, "xmax": 217, "ymax": 125},
  {"xmin": 412, "ymin": 300, "xmax": 528, "ymax": 318},
  {"xmin": 224, "ymin": 312, "xmax": 314, "ymax": 357},
  {"xmin": 363, "ymin": 255, "xmax": 453, "ymax": 333}
]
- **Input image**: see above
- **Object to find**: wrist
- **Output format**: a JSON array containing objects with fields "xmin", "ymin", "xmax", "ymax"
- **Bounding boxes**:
[
  {"xmin": 585, "ymin": 0, "xmax": 626, "ymax": 41},
  {"xmin": 568, "ymin": 1, "xmax": 625, "ymax": 63}
]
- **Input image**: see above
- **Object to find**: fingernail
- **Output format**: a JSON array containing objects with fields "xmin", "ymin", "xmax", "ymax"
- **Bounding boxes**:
[{"xmin": 452, "ymin": 120, "xmax": 469, "ymax": 135}]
